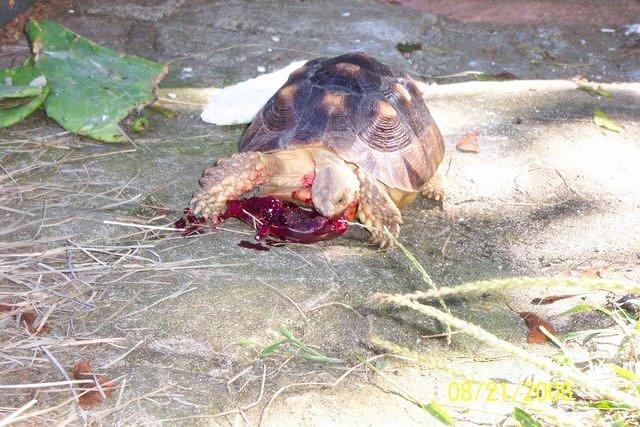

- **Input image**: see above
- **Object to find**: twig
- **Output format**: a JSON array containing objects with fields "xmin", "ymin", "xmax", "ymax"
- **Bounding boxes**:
[
  {"xmin": 103, "ymin": 220, "xmax": 181, "ymax": 232},
  {"xmin": 0, "ymin": 380, "xmax": 95, "ymax": 389},
  {"xmin": 0, "ymin": 399, "xmax": 37, "ymax": 427},
  {"xmin": 385, "ymin": 231, "xmax": 453, "ymax": 345},
  {"xmin": 307, "ymin": 301, "xmax": 363, "ymax": 318},
  {"xmin": 40, "ymin": 346, "xmax": 87, "ymax": 423},
  {"xmin": 258, "ymin": 355, "xmax": 385, "ymax": 426},
  {"xmin": 125, "ymin": 285, "xmax": 196, "ymax": 317},
  {"xmin": 100, "ymin": 339, "xmax": 145, "ymax": 370}
]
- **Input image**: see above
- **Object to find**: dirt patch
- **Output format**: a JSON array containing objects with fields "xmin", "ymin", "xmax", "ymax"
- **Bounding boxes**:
[{"xmin": 394, "ymin": 0, "xmax": 640, "ymax": 26}]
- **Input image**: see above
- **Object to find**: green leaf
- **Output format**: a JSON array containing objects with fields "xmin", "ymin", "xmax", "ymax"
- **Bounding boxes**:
[
  {"xmin": 0, "ymin": 84, "xmax": 42, "ymax": 100},
  {"xmin": 260, "ymin": 339, "xmax": 287, "ymax": 357},
  {"xmin": 233, "ymin": 339, "xmax": 261, "ymax": 347},
  {"xmin": 0, "ymin": 63, "xmax": 49, "ymax": 128},
  {"xmin": 577, "ymin": 84, "xmax": 612, "ymax": 99},
  {"xmin": 278, "ymin": 326, "xmax": 342, "ymax": 363},
  {"xmin": 607, "ymin": 364, "xmax": 638, "ymax": 382},
  {"xmin": 374, "ymin": 357, "xmax": 389, "ymax": 371},
  {"xmin": 539, "ymin": 325, "xmax": 563, "ymax": 348},
  {"xmin": 588, "ymin": 400, "xmax": 632, "ymax": 410},
  {"xmin": 561, "ymin": 303, "xmax": 597, "ymax": 316},
  {"xmin": 513, "ymin": 407, "xmax": 542, "ymax": 427},
  {"xmin": 420, "ymin": 401, "xmax": 454, "ymax": 426},
  {"xmin": 131, "ymin": 116, "xmax": 149, "ymax": 133},
  {"xmin": 396, "ymin": 42, "xmax": 422, "ymax": 54},
  {"xmin": 25, "ymin": 20, "xmax": 167, "ymax": 142},
  {"xmin": 593, "ymin": 109, "xmax": 622, "ymax": 132}
]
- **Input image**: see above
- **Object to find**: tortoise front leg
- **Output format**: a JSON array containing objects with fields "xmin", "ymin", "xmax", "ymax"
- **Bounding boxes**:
[
  {"xmin": 191, "ymin": 151, "xmax": 271, "ymax": 221},
  {"xmin": 355, "ymin": 168, "xmax": 402, "ymax": 249}
]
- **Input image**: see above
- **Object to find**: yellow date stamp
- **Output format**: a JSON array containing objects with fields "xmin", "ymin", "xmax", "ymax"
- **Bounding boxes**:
[{"xmin": 447, "ymin": 380, "xmax": 573, "ymax": 403}]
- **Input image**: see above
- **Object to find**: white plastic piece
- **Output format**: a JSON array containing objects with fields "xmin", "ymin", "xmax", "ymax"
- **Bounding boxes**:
[
  {"xmin": 201, "ymin": 60, "xmax": 306, "ymax": 125},
  {"xmin": 625, "ymin": 24, "xmax": 640, "ymax": 36}
]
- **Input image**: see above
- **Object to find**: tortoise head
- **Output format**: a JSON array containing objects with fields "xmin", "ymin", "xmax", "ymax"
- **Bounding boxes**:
[{"xmin": 311, "ymin": 164, "xmax": 359, "ymax": 219}]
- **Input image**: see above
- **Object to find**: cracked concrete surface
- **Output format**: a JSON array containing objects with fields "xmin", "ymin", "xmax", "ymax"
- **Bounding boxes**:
[{"xmin": 1, "ymin": 0, "xmax": 639, "ymax": 425}]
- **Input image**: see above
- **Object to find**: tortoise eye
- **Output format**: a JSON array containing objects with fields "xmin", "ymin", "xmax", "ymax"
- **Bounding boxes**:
[{"xmin": 336, "ymin": 196, "xmax": 345, "ymax": 205}]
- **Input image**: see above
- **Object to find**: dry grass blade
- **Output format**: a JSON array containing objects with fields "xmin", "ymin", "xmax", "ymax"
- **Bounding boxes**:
[
  {"xmin": 370, "ymin": 276, "xmax": 640, "ymax": 302},
  {"xmin": 0, "ymin": 139, "xmax": 246, "ymax": 423}
]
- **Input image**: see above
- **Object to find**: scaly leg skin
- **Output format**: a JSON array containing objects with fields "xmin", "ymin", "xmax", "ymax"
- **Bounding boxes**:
[
  {"xmin": 421, "ymin": 169, "xmax": 447, "ymax": 202},
  {"xmin": 190, "ymin": 151, "xmax": 271, "ymax": 221},
  {"xmin": 355, "ymin": 168, "xmax": 402, "ymax": 249}
]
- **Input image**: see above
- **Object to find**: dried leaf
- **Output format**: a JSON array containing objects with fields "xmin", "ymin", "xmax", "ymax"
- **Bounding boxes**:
[
  {"xmin": 517, "ymin": 311, "xmax": 557, "ymax": 344},
  {"xmin": 492, "ymin": 71, "xmax": 518, "ymax": 80},
  {"xmin": 71, "ymin": 361, "xmax": 116, "ymax": 408},
  {"xmin": 581, "ymin": 268, "xmax": 602, "ymax": 279},
  {"xmin": 593, "ymin": 109, "xmax": 622, "ymax": 132},
  {"xmin": 456, "ymin": 131, "xmax": 480, "ymax": 153},
  {"xmin": 0, "ymin": 303, "xmax": 51, "ymax": 333},
  {"xmin": 396, "ymin": 42, "xmax": 422, "ymax": 54},
  {"xmin": 530, "ymin": 294, "xmax": 577, "ymax": 305}
]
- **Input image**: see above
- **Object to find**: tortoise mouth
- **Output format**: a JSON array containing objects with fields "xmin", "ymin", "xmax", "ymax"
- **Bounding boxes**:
[{"xmin": 334, "ymin": 199, "xmax": 358, "ymax": 222}]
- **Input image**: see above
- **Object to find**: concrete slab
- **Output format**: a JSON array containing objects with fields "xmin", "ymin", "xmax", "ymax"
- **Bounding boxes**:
[{"xmin": 1, "ymin": 0, "xmax": 639, "ymax": 425}]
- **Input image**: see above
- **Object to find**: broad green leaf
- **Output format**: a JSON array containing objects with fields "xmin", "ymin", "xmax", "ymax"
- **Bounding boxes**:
[
  {"xmin": 593, "ymin": 109, "xmax": 622, "ymax": 132},
  {"xmin": 26, "ymin": 20, "xmax": 167, "ymax": 143},
  {"xmin": 420, "ymin": 401, "xmax": 454, "ymax": 426},
  {"xmin": 513, "ymin": 407, "xmax": 542, "ymax": 427},
  {"xmin": 0, "ymin": 63, "xmax": 49, "ymax": 128},
  {"xmin": 0, "ymin": 84, "xmax": 42, "ymax": 100}
]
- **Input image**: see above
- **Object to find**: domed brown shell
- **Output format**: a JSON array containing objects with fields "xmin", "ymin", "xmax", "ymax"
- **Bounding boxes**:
[{"xmin": 239, "ymin": 52, "xmax": 444, "ymax": 192}]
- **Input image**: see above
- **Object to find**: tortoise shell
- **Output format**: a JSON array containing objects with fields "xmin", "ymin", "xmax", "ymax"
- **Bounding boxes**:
[{"xmin": 239, "ymin": 52, "xmax": 444, "ymax": 192}]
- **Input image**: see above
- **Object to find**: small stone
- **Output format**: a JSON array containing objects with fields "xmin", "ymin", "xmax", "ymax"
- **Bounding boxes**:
[
  {"xmin": 342, "ymin": 12, "xmax": 350, "ymax": 17},
  {"xmin": 167, "ymin": 93, "xmax": 177, "ymax": 99},
  {"xmin": 270, "ymin": 35, "xmax": 280, "ymax": 42},
  {"xmin": 257, "ymin": 66, "xmax": 266, "ymax": 73}
]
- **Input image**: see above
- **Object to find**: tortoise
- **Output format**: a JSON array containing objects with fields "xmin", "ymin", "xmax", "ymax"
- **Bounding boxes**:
[{"xmin": 191, "ymin": 52, "xmax": 445, "ymax": 248}]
